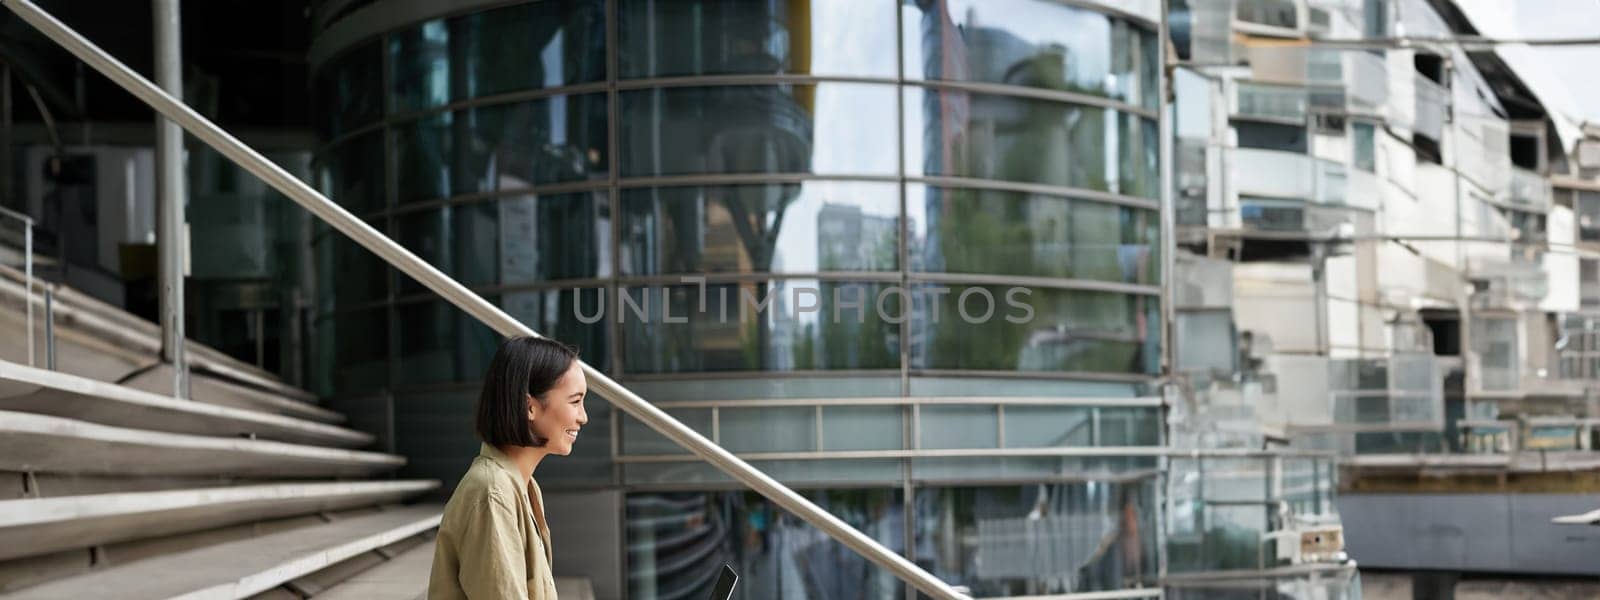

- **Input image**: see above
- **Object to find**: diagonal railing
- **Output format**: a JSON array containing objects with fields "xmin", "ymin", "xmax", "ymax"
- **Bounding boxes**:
[{"xmin": 0, "ymin": 0, "xmax": 970, "ymax": 597}]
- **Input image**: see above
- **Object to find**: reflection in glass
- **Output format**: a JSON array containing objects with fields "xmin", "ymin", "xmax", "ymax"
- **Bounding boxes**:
[
  {"xmin": 320, "ymin": 231, "xmax": 389, "ymax": 307},
  {"xmin": 619, "ymin": 0, "xmax": 897, "ymax": 79},
  {"xmin": 387, "ymin": 1, "xmax": 606, "ymax": 112},
  {"xmin": 622, "ymin": 182, "xmax": 899, "ymax": 275},
  {"xmin": 910, "ymin": 284, "xmax": 1158, "ymax": 374},
  {"xmin": 909, "ymin": 185, "xmax": 1158, "ymax": 283},
  {"xmin": 621, "ymin": 281, "xmax": 901, "ymax": 373},
  {"xmin": 906, "ymin": 89, "xmax": 1157, "ymax": 197},
  {"xmin": 317, "ymin": 132, "xmax": 386, "ymax": 215},
  {"xmin": 315, "ymin": 41, "xmax": 383, "ymax": 137},
  {"xmin": 502, "ymin": 287, "xmax": 611, "ymax": 373},
  {"xmin": 914, "ymin": 482, "xmax": 1159, "ymax": 595},
  {"xmin": 450, "ymin": 1, "xmax": 605, "ymax": 100},
  {"xmin": 388, "ymin": 19, "xmax": 450, "ymax": 113},
  {"xmin": 328, "ymin": 308, "xmax": 388, "ymax": 394},
  {"xmin": 628, "ymin": 490, "xmax": 904, "ymax": 600},
  {"xmin": 903, "ymin": 0, "xmax": 1159, "ymax": 110},
  {"xmin": 620, "ymin": 84, "xmax": 898, "ymax": 178},
  {"xmin": 396, "ymin": 192, "xmax": 609, "ymax": 293},
  {"xmin": 396, "ymin": 299, "xmax": 499, "ymax": 385},
  {"xmin": 392, "ymin": 94, "xmax": 609, "ymax": 203}
]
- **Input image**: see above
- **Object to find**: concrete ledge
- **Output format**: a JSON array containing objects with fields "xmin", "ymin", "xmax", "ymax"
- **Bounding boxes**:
[
  {"xmin": 0, "ymin": 411, "xmax": 404, "ymax": 477},
  {"xmin": 0, "ymin": 480, "xmax": 439, "ymax": 561},
  {"xmin": 0, "ymin": 359, "xmax": 368, "ymax": 447},
  {"xmin": 4, "ymin": 504, "xmax": 442, "ymax": 599},
  {"xmin": 122, "ymin": 363, "xmax": 345, "ymax": 425}
]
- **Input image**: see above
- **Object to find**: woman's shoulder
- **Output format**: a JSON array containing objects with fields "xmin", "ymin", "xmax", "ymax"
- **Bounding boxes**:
[{"xmin": 447, "ymin": 457, "xmax": 524, "ymax": 510}]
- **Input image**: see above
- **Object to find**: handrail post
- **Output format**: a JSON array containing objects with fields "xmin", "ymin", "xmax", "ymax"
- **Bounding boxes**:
[
  {"xmin": 0, "ymin": 1, "xmax": 967, "ymax": 596},
  {"xmin": 154, "ymin": 0, "xmax": 188, "ymax": 399}
]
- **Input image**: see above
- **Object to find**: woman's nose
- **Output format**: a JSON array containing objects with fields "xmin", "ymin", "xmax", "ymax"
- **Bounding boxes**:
[{"xmin": 577, "ymin": 408, "xmax": 588, "ymax": 426}]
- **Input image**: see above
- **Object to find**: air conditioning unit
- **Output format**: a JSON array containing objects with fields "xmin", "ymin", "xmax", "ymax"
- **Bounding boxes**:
[{"xmin": 1265, "ymin": 523, "xmax": 1346, "ymax": 564}]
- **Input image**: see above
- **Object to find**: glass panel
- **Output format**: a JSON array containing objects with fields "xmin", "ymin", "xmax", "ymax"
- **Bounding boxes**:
[
  {"xmin": 330, "ymin": 308, "xmax": 388, "ymax": 394},
  {"xmin": 909, "ymin": 284, "xmax": 1159, "ymax": 374},
  {"xmin": 620, "ymin": 280, "xmax": 902, "ymax": 373},
  {"xmin": 395, "ymin": 299, "xmax": 500, "ymax": 385},
  {"xmin": 388, "ymin": 19, "xmax": 451, "ymax": 113},
  {"xmin": 720, "ymin": 406, "xmax": 816, "ymax": 453},
  {"xmin": 1237, "ymin": 0, "xmax": 1299, "ymax": 29},
  {"xmin": 1002, "ymin": 405, "xmax": 1091, "ymax": 447},
  {"xmin": 628, "ymin": 376, "xmax": 901, "ymax": 401},
  {"xmin": 318, "ymin": 131, "xmax": 385, "ymax": 215},
  {"xmin": 1471, "ymin": 317, "xmax": 1519, "ymax": 391},
  {"xmin": 397, "ymin": 192, "xmax": 610, "ymax": 293},
  {"xmin": 619, "ymin": 84, "xmax": 899, "ymax": 178},
  {"xmin": 908, "ymin": 185, "xmax": 1159, "ymax": 283},
  {"xmin": 913, "ymin": 482, "xmax": 1159, "ymax": 595},
  {"xmin": 1176, "ymin": 310, "xmax": 1236, "ymax": 374},
  {"xmin": 1578, "ymin": 191, "xmax": 1600, "ymax": 242},
  {"xmin": 902, "ymin": 0, "xmax": 1159, "ymax": 110},
  {"xmin": 450, "ymin": 0, "xmax": 606, "ymax": 100},
  {"xmin": 1098, "ymin": 407, "xmax": 1161, "ymax": 446},
  {"xmin": 315, "ymin": 41, "xmax": 382, "ymax": 137},
  {"xmin": 919, "ymin": 404, "xmax": 998, "ymax": 449},
  {"xmin": 500, "ymin": 287, "xmax": 612, "ymax": 373},
  {"xmin": 392, "ymin": 94, "xmax": 609, "ymax": 204},
  {"xmin": 619, "ymin": 0, "xmax": 897, "ymax": 79},
  {"xmin": 905, "ymin": 89, "xmax": 1157, "ymax": 197},
  {"xmin": 627, "ymin": 490, "xmax": 905, "ymax": 600},
  {"xmin": 1352, "ymin": 121, "xmax": 1376, "ymax": 172},
  {"xmin": 621, "ymin": 408, "xmax": 712, "ymax": 455},
  {"xmin": 822, "ymin": 405, "xmax": 903, "ymax": 451},
  {"xmin": 329, "ymin": 228, "xmax": 389, "ymax": 307},
  {"xmin": 621, "ymin": 181, "xmax": 899, "ymax": 275}
]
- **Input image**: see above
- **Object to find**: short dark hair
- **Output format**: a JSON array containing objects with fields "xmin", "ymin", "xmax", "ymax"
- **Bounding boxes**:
[{"xmin": 475, "ymin": 336, "xmax": 580, "ymax": 447}]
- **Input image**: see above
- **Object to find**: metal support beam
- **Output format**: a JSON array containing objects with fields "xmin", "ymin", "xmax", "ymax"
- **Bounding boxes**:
[
  {"xmin": 0, "ymin": 2, "xmax": 969, "ymax": 597},
  {"xmin": 154, "ymin": 0, "xmax": 187, "ymax": 398}
]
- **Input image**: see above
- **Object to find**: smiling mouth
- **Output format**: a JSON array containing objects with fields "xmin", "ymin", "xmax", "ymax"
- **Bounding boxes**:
[{"xmin": 565, "ymin": 430, "xmax": 580, "ymax": 440}]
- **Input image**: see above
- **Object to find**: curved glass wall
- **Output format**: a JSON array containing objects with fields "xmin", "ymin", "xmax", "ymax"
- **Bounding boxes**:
[{"xmin": 312, "ymin": 1, "xmax": 1162, "ymax": 596}]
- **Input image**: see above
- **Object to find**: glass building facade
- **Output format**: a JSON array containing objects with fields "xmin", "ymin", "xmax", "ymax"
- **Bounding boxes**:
[{"xmin": 311, "ymin": 1, "xmax": 1167, "ymax": 597}]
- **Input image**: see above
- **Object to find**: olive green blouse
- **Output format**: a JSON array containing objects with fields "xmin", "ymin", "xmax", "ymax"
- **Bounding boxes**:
[{"xmin": 428, "ymin": 443, "xmax": 557, "ymax": 599}]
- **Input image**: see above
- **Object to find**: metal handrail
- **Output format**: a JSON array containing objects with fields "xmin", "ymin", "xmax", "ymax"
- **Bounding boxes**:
[{"xmin": 0, "ymin": 0, "xmax": 968, "ymax": 597}]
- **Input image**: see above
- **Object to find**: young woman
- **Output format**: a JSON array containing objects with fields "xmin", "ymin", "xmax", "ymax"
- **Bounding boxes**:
[{"xmin": 429, "ymin": 336, "xmax": 588, "ymax": 599}]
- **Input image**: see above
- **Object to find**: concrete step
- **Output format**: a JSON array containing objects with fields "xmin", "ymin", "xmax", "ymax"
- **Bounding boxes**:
[
  {"xmin": 308, "ymin": 539, "xmax": 598, "ymax": 600},
  {"xmin": 2, "ymin": 504, "xmax": 441, "ymax": 599},
  {"xmin": 0, "ymin": 481, "xmax": 439, "ymax": 562},
  {"xmin": 308, "ymin": 537, "xmax": 436, "ymax": 600},
  {"xmin": 0, "ymin": 359, "xmax": 368, "ymax": 447},
  {"xmin": 122, "ymin": 363, "xmax": 345, "ymax": 425},
  {"xmin": 0, "ymin": 411, "xmax": 404, "ymax": 478},
  {"xmin": 0, "ymin": 266, "xmax": 320, "ymax": 409}
]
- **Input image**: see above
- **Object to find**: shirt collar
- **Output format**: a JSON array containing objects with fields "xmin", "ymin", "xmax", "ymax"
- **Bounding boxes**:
[{"xmin": 478, "ymin": 442, "xmax": 525, "ymax": 481}]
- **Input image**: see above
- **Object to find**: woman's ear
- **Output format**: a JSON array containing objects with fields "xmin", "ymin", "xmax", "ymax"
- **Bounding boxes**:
[{"xmin": 525, "ymin": 393, "xmax": 541, "ymax": 421}]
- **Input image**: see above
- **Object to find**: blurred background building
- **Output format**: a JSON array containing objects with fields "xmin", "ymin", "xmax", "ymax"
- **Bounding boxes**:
[{"xmin": 0, "ymin": 0, "xmax": 1597, "ymax": 598}]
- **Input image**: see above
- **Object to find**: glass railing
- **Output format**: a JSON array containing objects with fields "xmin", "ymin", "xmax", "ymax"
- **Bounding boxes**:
[
  {"xmin": 1327, "ymin": 354, "xmax": 1443, "ymax": 430},
  {"xmin": 1414, "ymin": 74, "xmax": 1448, "ymax": 140},
  {"xmin": 1510, "ymin": 167, "xmax": 1552, "ymax": 210},
  {"xmin": 1231, "ymin": 148, "xmax": 1348, "ymax": 206},
  {"xmin": 1166, "ymin": 452, "xmax": 1343, "ymax": 573},
  {"xmin": 1346, "ymin": 51, "xmax": 1388, "ymax": 110},
  {"xmin": 1232, "ymin": 80, "xmax": 1308, "ymax": 122}
]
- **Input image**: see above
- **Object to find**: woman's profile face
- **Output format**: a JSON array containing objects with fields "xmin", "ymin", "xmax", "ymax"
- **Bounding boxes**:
[{"xmin": 529, "ymin": 362, "xmax": 588, "ymax": 456}]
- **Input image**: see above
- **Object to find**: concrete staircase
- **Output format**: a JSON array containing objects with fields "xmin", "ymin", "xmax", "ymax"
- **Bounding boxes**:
[{"xmin": 0, "ymin": 265, "xmax": 442, "ymax": 599}]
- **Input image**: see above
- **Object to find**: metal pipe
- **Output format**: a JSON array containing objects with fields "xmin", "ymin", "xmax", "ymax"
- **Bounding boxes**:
[
  {"xmin": 24, "ymin": 221, "xmax": 32, "ymax": 367},
  {"xmin": 0, "ymin": 1, "xmax": 968, "ymax": 597},
  {"xmin": 154, "ymin": 0, "xmax": 187, "ymax": 399},
  {"xmin": 42, "ymin": 286, "xmax": 54, "ymax": 370}
]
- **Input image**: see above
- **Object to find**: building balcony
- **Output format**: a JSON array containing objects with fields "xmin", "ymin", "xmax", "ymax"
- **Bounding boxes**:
[
  {"xmin": 1414, "ymin": 74, "xmax": 1449, "ymax": 140},
  {"xmin": 1327, "ymin": 353, "xmax": 1444, "ymax": 432},
  {"xmin": 1230, "ymin": 80, "xmax": 1308, "ymax": 123},
  {"xmin": 1346, "ymin": 51, "xmax": 1389, "ymax": 111},
  {"xmin": 1231, "ymin": 148, "xmax": 1347, "ymax": 205},
  {"xmin": 1509, "ymin": 167, "xmax": 1552, "ymax": 211},
  {"xmin": 1234, "ymin": 0, "xmax": 1305, "ymax": 37}
]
